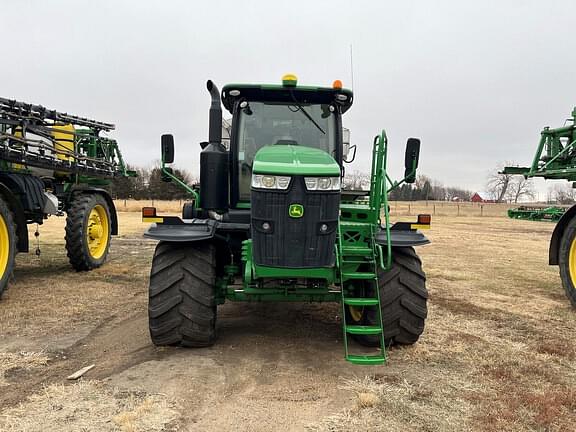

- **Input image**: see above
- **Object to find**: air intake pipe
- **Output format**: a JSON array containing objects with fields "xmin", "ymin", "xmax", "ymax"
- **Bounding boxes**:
[{"xmin": 200, "ymin": 80, "xmax": 229, "ymax": 211}]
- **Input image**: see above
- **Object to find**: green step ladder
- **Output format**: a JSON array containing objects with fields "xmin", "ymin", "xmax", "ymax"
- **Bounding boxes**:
[{"xmin": 338, "ymin": 220, "xmax": 387, "ymax": 365}]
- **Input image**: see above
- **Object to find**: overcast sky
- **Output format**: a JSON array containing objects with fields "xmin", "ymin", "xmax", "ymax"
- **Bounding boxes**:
[{"xmin": 2, "ymin": 0, "xmax": 575, "ymax": 196}]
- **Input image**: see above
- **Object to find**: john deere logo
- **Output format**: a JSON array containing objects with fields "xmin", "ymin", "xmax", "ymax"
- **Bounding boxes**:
[{"xmin": 289, "ymin": 204, "xmax": 304, "ymax": 218}]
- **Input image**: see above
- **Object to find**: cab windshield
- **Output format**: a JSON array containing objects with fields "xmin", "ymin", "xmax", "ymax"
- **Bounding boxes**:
[{"xmin": 237, "ymin": 101, "xmax": 337, "ymax": 200}]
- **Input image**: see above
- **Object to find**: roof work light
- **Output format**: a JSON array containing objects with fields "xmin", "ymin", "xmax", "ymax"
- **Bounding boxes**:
[{"xmin": 282, "ymin": 74, "xmax": 298, "ymax": 87}]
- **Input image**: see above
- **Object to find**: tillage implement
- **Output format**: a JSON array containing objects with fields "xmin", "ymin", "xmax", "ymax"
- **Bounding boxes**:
[
  {"xmin": 507, "ymin": 206, "xmax": 566, "ymax": 222},
  {"xmin": 0, "ymin": 96, "xmax": 133, "ymax": 297},
  {"xmin": 504, "ymin": 107, "xmax": 576, "ymax": 307},
  {"xmin": 143, "ymin": 75, "xmax": 431, "ymax": 364}
]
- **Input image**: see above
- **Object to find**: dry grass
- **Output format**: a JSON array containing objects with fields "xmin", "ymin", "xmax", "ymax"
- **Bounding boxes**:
[
  {"xmin": 0, "ymin": 380, "xmax": 179, "ymax": 432},
  {"xmin": 0, "ymin": 212, "xmax": 153, "ymax": 341},
  {"xmin": 0, "ymin": 352, "xmax": 49, "ymax": 386},
  {"xmin": 1, "ymin": 204, "xmax": 575, "ymax": 431},
  {"xmin": 311, "ymin": 215, "xmax": 576, "ymax": 431},
  {"xmin": 112, "ymin": 199, "xmax": 517, "ymax": 218},
  {"xmin": 113, "ymin": 199, "xmax": 183, "ymax": 213},
  {"xmin": 389, "ymin": 200, "xmax": 513, "ymax": 218}
]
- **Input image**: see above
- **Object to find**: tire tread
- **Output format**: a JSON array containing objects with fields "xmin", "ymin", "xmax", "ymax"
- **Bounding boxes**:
[
  {"xmin": 65, "ymin": 193, "xmax": 111, "ymax": 271},
  {"xmin": 148, "ymin": 241, "xmax": 217, "ymax": 347}
]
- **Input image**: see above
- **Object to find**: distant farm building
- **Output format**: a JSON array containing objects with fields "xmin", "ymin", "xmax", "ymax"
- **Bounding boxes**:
[
  {"xmin": 471, "ymin": 193, "xmax": 495, "ymax": 203},
  {"xmin": 471, "ymin": 193, "xmax": 484, "ymax": 203}
]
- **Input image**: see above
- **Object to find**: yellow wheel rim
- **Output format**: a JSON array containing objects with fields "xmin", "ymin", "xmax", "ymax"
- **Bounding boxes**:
[
  {"xmin": 349, "ymin": 305, "xmax": 363, "ymax": 322},
  {"xmin": 0, "ymin": 213, "xmax": 9, "ymax": 278},
  {"xmin": 569, "ymin": 237, "xmax": 576, "ymax": 286},
  {"xmin": 86, "ymin": 204, "xmax": 110, "ymax": 260}
]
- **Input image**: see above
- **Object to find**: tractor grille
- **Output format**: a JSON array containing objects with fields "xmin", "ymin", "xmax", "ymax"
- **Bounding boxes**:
[{"xmin": 251, "ymin": 176, "xmax": 339, "ymax": 268}]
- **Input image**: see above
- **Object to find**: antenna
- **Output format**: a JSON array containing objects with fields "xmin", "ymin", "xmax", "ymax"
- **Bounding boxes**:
[{"xmin": 349, "ymin": 44, "xmax": 354, "ymax": 91}]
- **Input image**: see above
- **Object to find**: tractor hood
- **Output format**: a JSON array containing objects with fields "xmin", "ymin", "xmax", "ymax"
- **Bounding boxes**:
[{"xmin": 252, "ymin": 145, "xmax": 340, "ymax": 176}]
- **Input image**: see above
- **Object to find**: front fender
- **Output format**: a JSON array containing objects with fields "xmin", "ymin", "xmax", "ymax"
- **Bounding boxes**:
[
  {"xmin": 549, "ymin": 203, "xmax": 576, "ymax": 265},
  {"xmin": 375, "ymin": 226, "xmax": 430, "ymax": 248},
  {"xmin": 0, "ymin": 183, "xmax": 29, "ymax": 252},
  {"xmin": 144, "ymin": 219, "xmax": 217, "ymax": 242}
]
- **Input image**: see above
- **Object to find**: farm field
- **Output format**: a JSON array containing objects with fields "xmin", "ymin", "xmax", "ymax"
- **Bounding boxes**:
[{"xmin": 0, "ymin": 201, "xmax": 575, "ymax": 431}]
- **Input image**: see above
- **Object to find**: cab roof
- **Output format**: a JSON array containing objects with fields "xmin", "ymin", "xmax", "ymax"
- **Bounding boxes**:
[{"xmin": 221, "ymin": 83, "xmax": 354, "ymax": 115}]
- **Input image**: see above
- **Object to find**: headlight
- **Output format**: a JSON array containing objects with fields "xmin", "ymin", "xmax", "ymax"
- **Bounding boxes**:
[
  {"xmin": 304, "ymin": 176, "xmax": 341, "ymax": 191},
  {"xmin": 252, "ymin": 174, "xmax": 291, "ymax": 190},
  {"xmin": 262, "ymin": 175, "xmax": 276, "ymax": 188}
]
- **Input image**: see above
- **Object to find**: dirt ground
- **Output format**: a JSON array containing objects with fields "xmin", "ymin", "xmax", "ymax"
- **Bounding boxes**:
[{"xmin": 0, "ymin": 204, "xmax": 575, "ymax": 431}]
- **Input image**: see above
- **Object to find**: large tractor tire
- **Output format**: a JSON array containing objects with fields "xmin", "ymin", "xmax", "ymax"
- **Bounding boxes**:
[
  {"xmin": 65, "ymin": 193, "xmax": 112, "ymax": 271},
  {"xmin": 346, "ymin": 247, "xmax": 428, "ymax": 347},
  {"xmin": 557, "ymin": 217, "xmax": 576, "ymax": 307},
  {"xmin": 0, "ymin": 197, "xmax": 17, "ymax": 298},
  {"xmin": 148, "ymin": 241, "xmax": 217, "ymax": 347}
]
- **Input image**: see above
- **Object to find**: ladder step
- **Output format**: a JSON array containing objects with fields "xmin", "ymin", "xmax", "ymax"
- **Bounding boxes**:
[
  {"xmin": 340, "ymin": 203, "xmax": 370, "ymax": 211},
  {"xmin": 346, "ymin": 354, "xmax": 386, "ymax": 365},
  {"xmin": 342, "ymin": 272, "xmax": 376, "ymax": 280},
  {"xmin": 346, "ymin": 325, "xmax": 382, "ymax": 335},
  {"xmin": 343, "ymin": 298, "xmax": 380, "ymax": 306},
  {"xmin": 341, "ymin": 259, "xmax": 376, "ymax": 266},
  {"xmin": 340, "ymin": 221, "xmax": 371, "ymax": 229},
  {"xmin": 341, "ymin": 247, "xmax": 373, "ymax": 256}
]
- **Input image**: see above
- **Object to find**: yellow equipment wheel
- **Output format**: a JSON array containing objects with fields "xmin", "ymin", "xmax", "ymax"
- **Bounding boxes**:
[
  {"xmin": 348, "ymin": 305, "xmax": 364, "ymax": 322},
  {"xmin": 558, "ymin": 218, "xmax": 576, "ymax": 308},
  {"xmin": 86, "ymin": 204, "xmax": 110, "ymax": 260},
  {"xmin": 65, "ymin": 194, "xmax": 112, "ymax": 271},
  {"xmin": 0, "ymin": 197, "xmax": 17, "ymax": 298}
]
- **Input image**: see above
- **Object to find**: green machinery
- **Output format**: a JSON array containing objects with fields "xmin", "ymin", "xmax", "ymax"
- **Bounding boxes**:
[
  {"xmin": 504, "ymin": 107, "xmax": 576, "ymax": 307},
  {"xmin": 507, "ymin": 206, "xmax": 566, "ymax": 222},
  {"xmin": 144, "ymin": 75, "xmax": 430, "ymax": 364},
  {"xmin": 0, "ymin": 96, "xmax": 133, "ymax": 298}
]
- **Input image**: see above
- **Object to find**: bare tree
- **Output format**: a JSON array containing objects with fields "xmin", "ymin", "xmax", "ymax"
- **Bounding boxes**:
[
  {"xmin": 550, "ymin": 183, "xmax": 576, "ymax": 204},
  {"xmin": 431, "ymin": 179, "xmax": 446, "ymax": 201},
  {"xmin": 343, "ymin": 169, "xmax": 371, "ymax": 190},
  {"xmin": 508, "ymin": 177, "xmax": 535, "ymax": 203},
  {"xmin": 486, "ymin": 162, "xmax": 514, "ymax": 203}
]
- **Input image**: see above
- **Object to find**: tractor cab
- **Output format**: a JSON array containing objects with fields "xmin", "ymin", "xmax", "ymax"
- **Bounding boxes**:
[{"xmin": 221, "ymin": 76, "xmax": 352, "ymax": 206}]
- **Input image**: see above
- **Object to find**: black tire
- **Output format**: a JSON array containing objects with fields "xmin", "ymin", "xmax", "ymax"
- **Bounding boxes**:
[
  {"xmin": 346, "ymin": 247, "xmax": 428, "ymax": 346},
  {"xmin": 0, "ymin": 197, "xmax": 17, "ymax": 298},
  {"xmin": 65, "ymin": 193, "xmax": 112, "ymax": 271},
  {"xmin": 148, "ymin": 241, "xmax": 217, "ymax": 347},
  {"xmin": 557, "ymin": 217, "xmax": 576, "ymax": 307}
]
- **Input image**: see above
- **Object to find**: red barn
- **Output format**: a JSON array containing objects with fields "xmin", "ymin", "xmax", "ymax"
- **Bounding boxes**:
[{"xmin": 471, "ymin": 193, "xmax": 485, "ymax": 203}]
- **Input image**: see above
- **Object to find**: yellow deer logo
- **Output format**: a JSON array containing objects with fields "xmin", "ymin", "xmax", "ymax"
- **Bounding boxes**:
[{"xmin": 288, "ymin": 204, "xmax": 304, "ymax": 218}]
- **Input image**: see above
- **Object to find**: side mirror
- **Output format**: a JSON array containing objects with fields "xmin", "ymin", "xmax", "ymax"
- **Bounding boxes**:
[
  {"xmin": 342, "ymin": 128, "xmax": 356, "ymax": 163},
  {"xmin": 343, "ymin": 144, "xmax": 357, "ymax": 163},
  {"xmin": 161, "ymin": 134, "xmax": 175, "ymax": 164},
  {"xmin": 404, "ymin": 138, "xmax": 420, "ymax": 184}
]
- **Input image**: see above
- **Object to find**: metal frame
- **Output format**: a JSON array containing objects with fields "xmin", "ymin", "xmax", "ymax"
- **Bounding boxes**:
[
  {"xmin": 0, "ymin": 96, "xmax": 131, "ymax": 178},
  {"xmin": 504, "ymin": 108, "xmax": 576, "ymax": 180}
]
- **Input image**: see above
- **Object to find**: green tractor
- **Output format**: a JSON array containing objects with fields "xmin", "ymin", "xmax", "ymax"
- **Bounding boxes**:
[{"xmin": 143, "ymin": 75, "xmax": 430, "ymax": 364}]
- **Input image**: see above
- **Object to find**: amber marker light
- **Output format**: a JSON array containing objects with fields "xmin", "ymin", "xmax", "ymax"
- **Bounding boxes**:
[
  {"xmin": 142, "ymin": 207, "xmax": 157, "ymax": 218},
  {"xmin": 418, "ymin": 214, "xmax": 432, "ymax": 225}
]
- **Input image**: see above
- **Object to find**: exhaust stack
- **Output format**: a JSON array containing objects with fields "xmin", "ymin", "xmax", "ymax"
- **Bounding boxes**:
[
  {"xmin": 200, "ymin": 80, "xmax": 228, "ymax": 211},
  {"xmin": 207, "ymin": 80, "xmax": 222, "ymax": 144}
]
